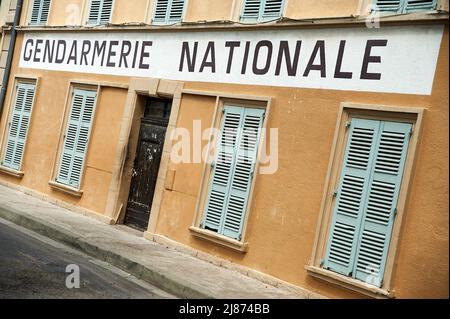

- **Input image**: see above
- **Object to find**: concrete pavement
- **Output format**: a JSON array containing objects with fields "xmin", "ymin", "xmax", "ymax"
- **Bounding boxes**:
[
  {"xmin": 0, "ymin": 184, "xmax": 319, "ymax": 299},
  {"xmin": 0, "ymin": 219, "xmax": 175, "ymax": 299}
]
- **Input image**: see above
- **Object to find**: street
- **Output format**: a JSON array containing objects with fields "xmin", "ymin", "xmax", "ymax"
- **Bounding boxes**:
[{"xmin": 0, "ymin": 218, "xmax": 175, "ymax": 299}]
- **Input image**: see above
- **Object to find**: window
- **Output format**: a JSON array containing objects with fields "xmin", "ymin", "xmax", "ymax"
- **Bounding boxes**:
[
  {"xmin": 55, "ymin": 89, "xmax": 97, "ymax": 189},
  {"xmin": 240, "ymin": 0, "xmax": 285, "ymax": 23},
  {"xmin": 153, "ymin": 0, "xmax": 186, "ymax": 25},
  {"xmin": 1, "ymin": 83, "xmax": 36, "ymax": 171},
  {"xmin": 201, "ymin": 105, "xmax": 265, "ymax": 241},
  {"xmin": 87, "ymin": 0, "xmax": 113, "ymax": 25},
  {"xmin": 374, "ymin": 0, "xmax": 437, "ymax": 13},
  {"xmin": 29, "ymin": 0, "xmax": 51, "ymax": 25},
  {"xmin": 323, "ymin": 118, "xmax": 412, "ymax": 287}
]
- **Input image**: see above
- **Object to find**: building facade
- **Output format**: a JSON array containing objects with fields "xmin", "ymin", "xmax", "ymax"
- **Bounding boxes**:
[{"xmin": 0, "ymin": 0, "xmax": 448, "ymax": 298}]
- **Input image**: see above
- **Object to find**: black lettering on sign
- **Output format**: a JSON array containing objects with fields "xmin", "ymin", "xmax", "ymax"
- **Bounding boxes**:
[
  {"xmin": 334, "ymin": 40, "xmax": 353, "ymax": 79},
  {"xmin": 67, "ymin": 41, "xmax": 78, "ymax": 65},
  {"xmin": 199, "ymin": 41, "xmax": 216, "ymax": 73},
  {"xmin": 119, "ymin": 40, "xmax": 132, "ymax": 68},
  {"xmin": 33, "ymin": 39, "xmax": 43, "ymax": 63},
  {"xmin": 23, "ymin": 39, "xmax": 34, "ymax": 62},
  {"xmin": 43, "ymin": 40, "xmax": 55, "ymax": 63},
  {"xmin": 179, "ymin": 41, "xmax": 198, "ymax": 72},
  {"xmin": 225, "ymin": 41, "xmax": 240, "ymax": 74},
  {"xmin": 361, "ymin": 39, "xmax": 387, "ymax": 80},
  {"xmin": 55, "ymin": 40, "xmax": 67, "ymax": 64},
  {"xmin": 107, "ymin": 41, "xmax": 119, "ymax": 67},
  {"xmin": 241, "ymin": 41, "xmax": 251, "ymax": 75},
  {"xmin": 253, "ymin": 40, "xmax": 273, "ymax": 75},
  {"xmin": 303, "ymin": 40, "xmax": 326, "ymax": 78},
  {"xmin": 80, "ymin": 40, "xmax": 91, "ymax": 66},
  {"xmin": 139, "ymin": 41, "xmax": 153, "ymax": 70},
  {"xmin": 275, "ymin": 40, "xmax": 302, "ymax": 76},
  {"xmin": 92, "ymin": 41, "xmax": 106, "ymax": 66}
]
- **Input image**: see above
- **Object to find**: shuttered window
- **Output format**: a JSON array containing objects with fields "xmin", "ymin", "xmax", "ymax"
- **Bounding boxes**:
[
  {"xmin": 202, "ymin": 106, "xmax": 265, "ymax": 240},
  {"xmin": 241, "ymin": 0, "xmax": 285, "ymax": 22},
  {"xmin": 1, "ymin": 83, "xmax": 36, "ymax": 171},
  {"xmin": 323, "ymin": 118, "xmax": 412, "ymax": 287},
  {"xmin": 153, "ymin": 0, "xmax": 186, "ymax": 25},
  {"xmin": 29, "ymin": 0, "xmax": 51, "ymax": 25},
  {"xmin": 87, "ymin": 0, "xmax": 114, "ymax": 25},
  {"xmin": 56, "ymin": 89, "xmax": 97, "ymax": 189},
  {"xmin": 375, "ymin": 0, "xmax": 436, "ymax": 13}
]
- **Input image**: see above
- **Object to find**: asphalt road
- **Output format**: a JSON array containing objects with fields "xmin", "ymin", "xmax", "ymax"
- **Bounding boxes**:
[{"xmin": 0, "ymin": 218, "xmax": 175, "ymax": 299}]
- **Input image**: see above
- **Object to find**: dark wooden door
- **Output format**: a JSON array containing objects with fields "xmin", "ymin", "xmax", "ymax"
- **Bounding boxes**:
[{"xmin": 124, "ymin": 99, "xmax": 171, "ymax": 231}]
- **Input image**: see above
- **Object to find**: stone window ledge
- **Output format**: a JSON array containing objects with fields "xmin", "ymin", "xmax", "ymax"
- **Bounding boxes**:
[
  {"xmin": 305, "ymin": 265, "xmax": 394, "ymax": 299},
  {"xmin": 189, "ymin": 226, "xmax": 248, "ymax": 253},
  {"xmin": 49, "ymin": 180, "xmax": 83, "ymax": 198},
  {"xmin": 0, "ymin": 166, "xmax": 24, "ymax": 178}
]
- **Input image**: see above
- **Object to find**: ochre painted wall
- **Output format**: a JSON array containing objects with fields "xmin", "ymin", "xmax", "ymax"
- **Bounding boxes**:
[{"xmin": 0, "ymin": 25, "xmax": 448, "ymax": 298}]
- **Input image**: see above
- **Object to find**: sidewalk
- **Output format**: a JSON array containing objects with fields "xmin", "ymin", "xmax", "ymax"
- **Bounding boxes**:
[{"xmin": 0, "ymin": 184, "xmax": 319, "ymax": 299}]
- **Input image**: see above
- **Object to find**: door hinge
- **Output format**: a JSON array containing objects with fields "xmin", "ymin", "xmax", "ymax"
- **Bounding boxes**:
[
  {"xmin": 320, "ymin": 259, "xmax": 325, "ymax": 267},
  {"xmin": 345, "ymin": 120, "xmax": 352, "ymax": 129},
  {"xmin": 238, "ymin": 234, "xmax": 242, "ymax": 241},
  {"xmin": 332, "ymin": 190, "xmax": 338, "ymax": 198},
  {"xmin": 394, "ymin": 207, "xmax": 398, "ymax": 217},
  {"xmin": 409, "ymin": 127, "xmax": 414, "ymax": 138}
]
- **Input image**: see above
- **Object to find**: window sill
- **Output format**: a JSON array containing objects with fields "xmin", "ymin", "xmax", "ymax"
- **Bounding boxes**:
[
  {"xmin": 189, "ymin": 226, "xmax": 248, "ymax": 253},
  {"xmin": 49, "ymin": 181, "xmax": 83, "ymax": 198},
  {"xmin": 305, "ymin": 265, "xmax": 394, "ymax": 299},
  {"xmin": 0, "ymin": 166, "xmax": 24, "ymax": 178}
]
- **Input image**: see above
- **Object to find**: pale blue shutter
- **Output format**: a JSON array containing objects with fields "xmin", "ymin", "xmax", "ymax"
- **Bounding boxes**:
[
  {"xmin": 405, "ymin": 0, "xmax": 436, "ymax": 11},
  {"xmin": 241, "ymin": 0, "xmax": 262, "ymax": 22},
  {"xmin": 57, "ymin": 89, "xmax": 97, "ymax": 189},
  {"xmin": 222, "ymin": 108, "xmax": 265, "ymax": 240},
  {"xmin": 30, "ymin": 0, "xmax": 51, "ymax": 25},
  {"xmin": 2, "ymin": 84, "xmax": 36, "ymax": 171},
  {"xmin": 324, "ymin": 119, "xmax": 380, "ymax": 276},
  {"xmin": 262, "ymin": 0, "xmax": 284, "ymax": 21},
  {"xmin": 88, "ymin": 0, "xmax": 113, "ymax": 25},
  {"xmin": 203, "ymin": 106, "xmax": 265, "ymax": 240},
  {"xmin": 153, "ymin": 0, "xmax": 185, "ymax": 24},
  {"xmin": 203, "ymin": 107, "xmax": 244, "ymax": 232},
  {"xmin": 354, "ymin": 121, "xmax": 412, "ymax": 287},
  {"xmin": 375, "ymin": 0, "xmax": 404, "ymax": 12}
]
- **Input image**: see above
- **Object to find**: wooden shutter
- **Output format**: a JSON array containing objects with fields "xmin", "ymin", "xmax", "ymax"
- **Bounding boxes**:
[
  {"xmin": 354, "ymin": 121, "xmax": 411, "ymax": 287},
  {"xmin": 241, "ymin": 0, "xmax": 262, "ymax": 22},
  {"xmin": 222, "ymin": 108, "xmax": 265, "ymax": 240},
  {"xmin": 2, "ymin": 83, "xmax": 36, "ymax": 171},
  {"xmin": 88, "ymin": 0, "xmax": 113, "ymax": 25},
  {"xmin": 153, "ymin": 0, "xmax": 185, "ymax": 24},
  {"xmin": 203, "ymin": 107, "xmax": 244, "ymax": 232},
  {"xmin": 324, "ymin": 119, "xmax": 380, "ymax": 276},
  {"xmin": 405, "ymin": 0, "xmax": 436, "ymax": 11},
  {"xmin": 30, "ymin": 0, "xmax": 51, "ymax": 25},
  {"xmin": 262, "ymin": 0, "xmax": 284, "ymax": 20},
  {"xmin": 203, "ymin": 106, "xmax": 265, "ymax": 240},
  {"xmin": 57, "ymin": 89, "xmax": 97, "ymax": 189},
  {"xmin": 375, "ymin": 0, "xmax": 404, "ymax": 12}
]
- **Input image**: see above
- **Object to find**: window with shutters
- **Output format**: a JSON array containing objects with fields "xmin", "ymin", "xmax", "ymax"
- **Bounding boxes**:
[
  {"xmin": 200, "ymin": 105, "xmax": 265, "ymax": 242},
  {"xmin": 374, "ymin": 0, "xmax": 437, "ymax": 13},
  {"xmin": 1, "ymin": 82, "xmax": 36, "ymax": 173},
  {"xmin": 29, "ymin": 0, "xmax": 51, "ymax": 25},
  {"xmin": 54, "ymin": 88, "xmax": 97, "ymax": 190},
  {"xmin": 307, "ymin": 104, "xmax": 423, "ymax": 297},
  {"xmin": 87, "ymin": 0, "xmax": 114, "ymax": 25},
  {"xmin": 152, "ymin": 0, "xmax": 186, "ymax": 25},
  {"xmin": 240, "ymin": 0, "xmax": 285, "ymax": 23}
]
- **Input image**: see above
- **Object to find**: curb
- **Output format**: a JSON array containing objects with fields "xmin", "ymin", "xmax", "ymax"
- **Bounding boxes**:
[{"xmin": 0, "ymin": 204, "xmax": 211, "ymax": 299}]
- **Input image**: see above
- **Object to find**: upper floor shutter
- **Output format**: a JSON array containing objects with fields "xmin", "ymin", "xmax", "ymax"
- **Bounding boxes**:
[
  {"xmin": 405, "ymin": 0, "xmax": 436, "ymax": 11},
  {"xmin": 2, "ymin": 83, "xmax": 36, "ymax": 171},
  {"xmin": 241, "ymin": 0, "xmax": 284, "ymax": 22},
  {"xmin": 324, "ymin": 119, "xmax": 380, "ymax": 276},
  {"xmin": 375, "ymin": 0, "xmax": 403, "ymax": 12},
  {"xmin": 153, "ymin": 0, "xmax": 185, "ymax": 24},
  {"xmin": 30, "ymin": 0, "xmax": 51, "ymax": 25},
  {"xmin": 203, "ymin": 106, "xmax": 265, "ymax": 240},
  {"xmin": 88, "ymin": 0, "xmax": 113, "ymax": 25},
  {"xmin": 57, "ymin": 89, "xmax": 97, "ymax": 189},
  {"xmin": 354, "ymin": 121, "xmax": 411, "ymax": 287}
]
